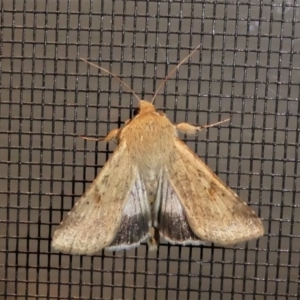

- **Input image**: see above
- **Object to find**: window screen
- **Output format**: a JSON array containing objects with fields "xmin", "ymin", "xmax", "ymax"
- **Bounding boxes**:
[{"xmin": 0, "ymin": 1, "xmax": 299, "ymax": 299}]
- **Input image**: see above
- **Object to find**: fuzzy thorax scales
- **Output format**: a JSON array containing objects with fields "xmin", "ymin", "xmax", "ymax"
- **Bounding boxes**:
[{"xmin": 119, "ymin": 100, "xmax": 177, "ymax": 172}]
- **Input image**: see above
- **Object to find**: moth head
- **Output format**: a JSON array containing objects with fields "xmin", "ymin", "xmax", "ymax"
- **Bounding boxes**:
[{"xmin": 133, "ymin": 100, "xmax": 156, "ymax": 117}]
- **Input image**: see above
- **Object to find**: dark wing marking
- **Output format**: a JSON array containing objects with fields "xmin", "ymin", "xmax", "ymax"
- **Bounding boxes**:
[
  {"xmin": 107, "ymin": 172, "xmax": 151, "ymax": 250},
  {"xmin": 155, "ymin": 172, "xmax": 204, "ymax": 245}
]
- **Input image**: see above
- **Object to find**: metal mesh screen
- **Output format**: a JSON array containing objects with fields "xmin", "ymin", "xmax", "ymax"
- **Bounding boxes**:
[{"xmin": 0, "ymin": 0, "xmax": 299, "ymax": 299}]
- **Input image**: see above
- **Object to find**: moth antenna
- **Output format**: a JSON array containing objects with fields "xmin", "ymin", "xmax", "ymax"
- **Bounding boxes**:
[
  {"xmin": 80, "ymin": 58, "xmax": 141, "ymax": 104},
  {"xmin": 151, "ymin": 44, "xmax": 201, "ymax": 104}
]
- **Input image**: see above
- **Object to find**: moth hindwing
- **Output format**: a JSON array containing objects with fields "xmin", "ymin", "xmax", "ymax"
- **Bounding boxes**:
[{"xmin": 52, "ymin": 45, "xmax": 264, "ymax": 255}]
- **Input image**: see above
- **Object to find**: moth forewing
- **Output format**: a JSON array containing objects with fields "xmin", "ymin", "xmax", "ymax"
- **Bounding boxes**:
[
  {"xmin": 166, "ymin": 139, "xmax": 264, "ymax": 245},
  {"xmin": 51, "ymin": 141, "xmax": 150, "ymax": 255}
]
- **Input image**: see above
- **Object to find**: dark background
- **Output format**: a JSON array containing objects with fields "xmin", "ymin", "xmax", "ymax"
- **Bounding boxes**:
[{"xmin": 0, "ymin": 0, "xmax": 299, "ymax": 299}]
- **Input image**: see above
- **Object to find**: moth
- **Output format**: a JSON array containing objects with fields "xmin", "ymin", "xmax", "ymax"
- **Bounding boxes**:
[{"xmin": 52, "ymin": 45, "xmax": 264, "ymax": 255}]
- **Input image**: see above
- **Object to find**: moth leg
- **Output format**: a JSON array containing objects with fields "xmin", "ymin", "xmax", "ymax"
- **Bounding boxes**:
[
  {"xmin": 102, "ymin": 128, "xmax": 120, "ymax": 142},
  {"xmin": 176, "ymin": 123, "xmax": 201, "ymax": 135},
  {"xmin": 80, "ymin": 128, "xmax": 120, "ymax": 143},
  {"xmin": 176, "ymin": 118, "xmax": 230, "ymax": 135},
  {"xmin": 124, "ymin": 119, "xmax": 131, "ymax": 125}
]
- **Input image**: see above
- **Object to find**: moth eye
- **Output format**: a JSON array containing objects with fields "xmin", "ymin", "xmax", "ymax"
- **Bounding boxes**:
[{"xmin": 133, "ymin": 107, "xmax": 140, "ymax": 116}]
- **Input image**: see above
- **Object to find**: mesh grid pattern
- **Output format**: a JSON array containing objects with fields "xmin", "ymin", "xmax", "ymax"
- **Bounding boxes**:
[{"xmin": 0, "ymin": 1, "xmax": 299, "ymax": 299}]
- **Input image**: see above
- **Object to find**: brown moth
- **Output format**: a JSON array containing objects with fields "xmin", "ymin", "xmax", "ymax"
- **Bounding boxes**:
[{"xmin": 52, "ymin": 45, "xmax": 264, "ymax": 255}]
